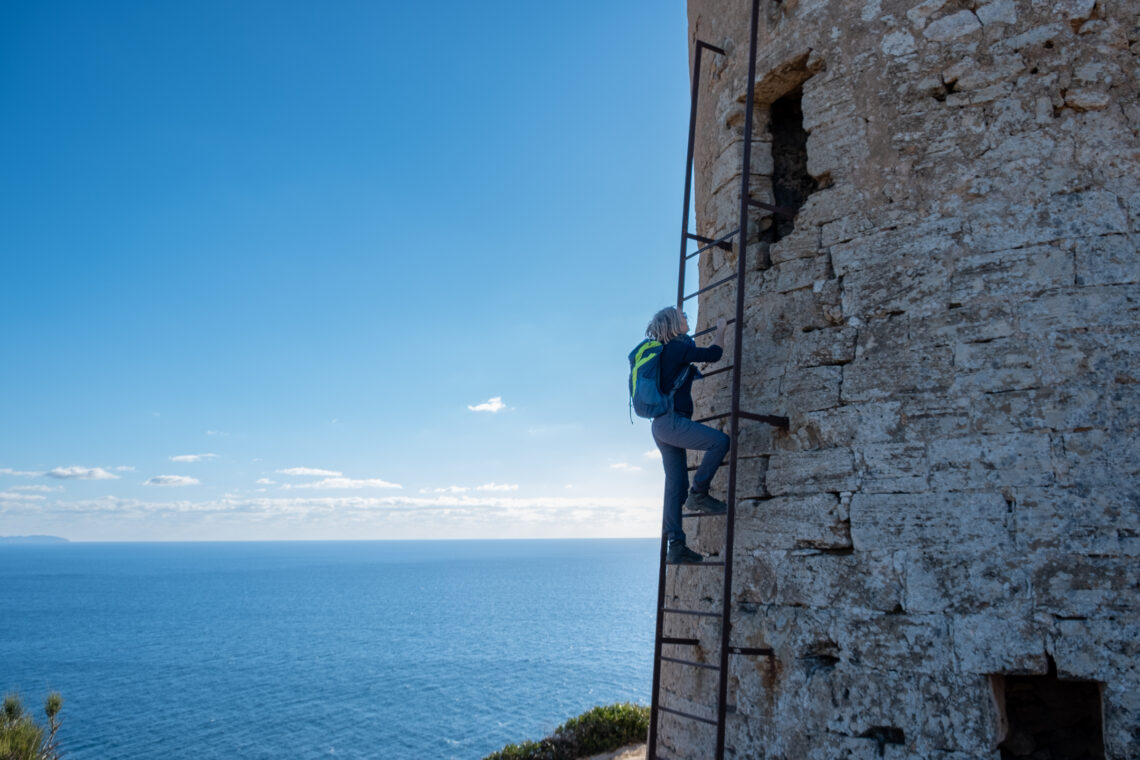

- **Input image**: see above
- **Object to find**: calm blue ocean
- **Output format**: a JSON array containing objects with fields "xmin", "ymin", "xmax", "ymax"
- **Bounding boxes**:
[{"xmin": 0, "ymin": 539, "xmax": 659, "ymax": 759}]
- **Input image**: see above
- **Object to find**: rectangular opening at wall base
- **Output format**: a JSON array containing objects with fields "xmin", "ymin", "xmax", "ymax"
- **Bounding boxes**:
[{"xmin": 992, "ymin": 657, "xmax": 1105, "ymax": 759}]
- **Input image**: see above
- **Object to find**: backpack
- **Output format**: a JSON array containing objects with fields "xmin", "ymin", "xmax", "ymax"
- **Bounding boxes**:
[{"xmin": 628, "ymin": 339, "xmax": 691, "ymax": 420}]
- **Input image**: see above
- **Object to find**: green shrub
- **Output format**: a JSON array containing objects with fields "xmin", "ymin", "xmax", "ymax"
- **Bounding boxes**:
[
  {"xmin": 0, "ymin": 692, "xmax": 63, "ymax": 760},
  {"xmin": 484, "ymin": 702, "xmax": 649, "ymax": 760}
]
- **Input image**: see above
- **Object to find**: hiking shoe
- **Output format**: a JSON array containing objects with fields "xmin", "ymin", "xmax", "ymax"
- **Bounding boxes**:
[
  {"xmin": 666, "ymin": 542, "xmax": 703, "ymax": 564},
  {"xmin": 684, "ymin": 490, "xmax": 727, "ymax": 514}
]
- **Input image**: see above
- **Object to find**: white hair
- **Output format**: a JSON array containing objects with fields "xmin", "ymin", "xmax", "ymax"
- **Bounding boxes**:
[{"xmin": 646, "ymin": 306, "xmax": 685, "ymax": 343}]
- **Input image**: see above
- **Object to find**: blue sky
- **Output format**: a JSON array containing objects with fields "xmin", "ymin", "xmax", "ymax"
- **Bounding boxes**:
[{"xmin": 0, "ymin": 1, "xmax": 696, "ymax": 541}]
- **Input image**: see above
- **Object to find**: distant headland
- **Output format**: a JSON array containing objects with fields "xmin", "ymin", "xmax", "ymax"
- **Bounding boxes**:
[{"xmin": 0, "ymin": 535, "xmax": 70, "ymax": 545}]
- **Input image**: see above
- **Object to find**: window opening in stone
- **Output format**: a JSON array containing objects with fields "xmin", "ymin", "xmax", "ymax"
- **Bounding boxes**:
[
  {"xmin": 994, "ymin": 658, "xmax": 1105, "ymax": 759},
  {"xmin": 765, "ymin": 88, "xmax": 816, "ymax": 243}
]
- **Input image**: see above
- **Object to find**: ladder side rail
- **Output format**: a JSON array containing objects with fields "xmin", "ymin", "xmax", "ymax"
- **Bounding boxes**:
[
  {"xmin": 675, "ymin": 42, "xmax": 707, "ymax": 311},
  {"xmin": 647, "ymin": 537, "xmax": 668, "ymax": 760},
  {"xmin": 650, "ymin": 38, "xmax": 717, "ymax": 760},
  {"xmin": 716, "ymin": 2, "xmax": 763, "ymax": 759}
]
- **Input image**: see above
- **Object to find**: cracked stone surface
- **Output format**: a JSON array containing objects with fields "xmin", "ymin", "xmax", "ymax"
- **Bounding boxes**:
[{"xmin": 659, "ymin": 1, "xmax": 1140, "ymax": 757}]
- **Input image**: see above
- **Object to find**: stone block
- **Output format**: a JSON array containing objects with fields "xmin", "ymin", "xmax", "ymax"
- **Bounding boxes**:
[
  {"xmin": 1058, "ymin": 428, "xmax": 1140, "ymax": 490},
  {"xmin": 821, "ymin": 210, "xmax": 873, "ymax": 247},
  {"xmin": 976, "ymin": 0, "xmax": 1017, "ymax": 26},
  {"xmin": 833, "ymin": 234, "xmax": 958, "ymax": 319},
  {"xmin": 949, "ymin": 243, "xmax": 1074, "ymax": 303},
  {"xmin": 842, "ymin": 346, "xmax": 954, "ymax": 403},
  {"xmin": 951, "ymin": 610, "xmax": 1048, "ymax": 674},
  {"xmin": 928, "ymin": 432, "xmax": 1054, "ymax": 490},
  {"xmin": 1012, "ymin": 486, "xmax": 1140, "ymax": 557},
  {"xmin": 780, "ymin": 364, "xmax": 841, "ymax": 413},
  {"xmin": 1032, "ymin": 554, "xmax": 1140, "ymax": 618},
  {"xmin": 950, "ymin": 337, "xmax": 1044, "ymax": 394},
  {"xmin": 898, "ymin": 396, "xmax": 973, "ymax": 442},
  {"xmin": 1074, "ymin": 233, "xmax": 1140, "ymax": 286},
  {"xmin": 992, "ymin": 23, "xmax": 1064, "ymax": 52},
  {"xmin": 767, "ymin": 447, "xmax": 857, "ymax": 495},
  {"xmin": 1018, "ymin": 284, "xmax": 1140, "ymax": 334},
  {"xmin": 904, "ymin": 550, "xmax": 1032, "ymax": 614},
  {"xmin": 924, "ymin": 10, "xmax": 983, "ymax": 41},
  {"xmin": 856, "ymin": 441, "xmax": 930, "ymax": 493},
  {"xmin": 733, "ymin": 549, "xmax": 904, "ymax": 611},
  {"xmin": 839, "ymin": 611, "xmax": 954, "ymax": 675},
  {"xmin": 735, "ymin": 493, "xmax": 851, "ymax": 551},
  {"xmin": 915, "ymin": 302, "xmax": 1015, "ymax": 344},
  {"xmin": 799, "ymin": 401, "xmax": 904, "ymax": 447},
  {"xmin": 850, "ymin": 491, "xmax": 1010, "ymax": 551},
  {"xmin": 906, "ymin": 0, "xmax": 956, "ymax": 29},
  {"xmin": 791, "ymin": 325, "xmax": 857, "ymax": 368},
  {"xmin": 821, "ymin": 668, "xmax": 1002, "ymax": 754},
  {"xmin": 772, "ymin": 253, "xmax": 831, "ymax": 293},
  {"xmin": 967, "ymin": 191, "xmax": 1129, "ymax": 251}
]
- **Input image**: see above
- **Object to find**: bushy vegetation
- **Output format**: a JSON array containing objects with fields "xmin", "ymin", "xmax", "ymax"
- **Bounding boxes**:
[
  {"xmin": 0, "ymin": 693, "xmax": 63, "ymax": 760},
  {"xmin": 483, "ymin": 702, "xmax": 649, "ymax": 760}
]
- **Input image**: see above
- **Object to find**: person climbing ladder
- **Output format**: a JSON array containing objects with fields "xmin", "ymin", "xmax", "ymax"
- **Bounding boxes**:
[{"xmin": 644, "ymin": 306, "xmax": 729, "ymax": 564}]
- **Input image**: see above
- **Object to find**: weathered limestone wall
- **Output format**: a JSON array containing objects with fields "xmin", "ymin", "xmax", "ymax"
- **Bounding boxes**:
[{"xmin": 664, "ymin": 0, "xmax": 1140, "ymax": 757}]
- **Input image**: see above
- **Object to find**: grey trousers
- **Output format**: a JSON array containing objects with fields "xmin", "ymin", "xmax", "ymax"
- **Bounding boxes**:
[{"xmin": 651, "ymin": 412, "xmax": 730, "ymax": 543}]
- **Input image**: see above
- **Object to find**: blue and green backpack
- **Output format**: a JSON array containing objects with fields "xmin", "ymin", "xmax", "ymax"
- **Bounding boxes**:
[{"xmin": 628, "ymin": 339, "xmax": 690, "ymax": 420}]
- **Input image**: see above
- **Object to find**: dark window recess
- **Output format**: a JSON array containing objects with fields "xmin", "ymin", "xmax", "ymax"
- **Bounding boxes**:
[
  {"xmin": 765, "ymin": 89, "xmax": 817, "ymax": 243},
  {"xmin": 998, "ymin": 658, "xmax": 1105, "ymax": 759}
]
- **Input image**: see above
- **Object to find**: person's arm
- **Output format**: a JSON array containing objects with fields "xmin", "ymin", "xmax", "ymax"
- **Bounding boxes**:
[
  {"xmin": 686, "ymin": 318, "xmax": 728, "ymax": 363},
  {"xmin": 712, "ymin": 317, "xmax": 727, "ymax": 349}
]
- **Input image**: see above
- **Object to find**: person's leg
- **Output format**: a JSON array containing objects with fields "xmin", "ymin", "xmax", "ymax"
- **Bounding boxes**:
[
  {"xmin": 657, "ymin": 415, "xmax": 729, "ymax": 495},
  {"xmin": 689, "ymin": 424, "xmax": 729, "ymax": 495},
  {"xmin": 652, "ymin": 416, "xmax": 689, "ymax": 545}
]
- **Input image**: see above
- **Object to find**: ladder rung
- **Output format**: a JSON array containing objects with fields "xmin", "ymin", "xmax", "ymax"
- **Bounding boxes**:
[
  {"xmin": 692, "ymin": 410, "xmax": 789, "ymax": 428},
  {"xmin": 663, "ymin": 607, "xmax": 723, "ymax": 617},
  {"xmin": 748, "ymin": 198, "xmax": 797, "ymax": 220},
  {"xmin": 730, "ymin": 646, "xmax": 775, "ymax": 656},
  {"xmin": 693, "ymin": 320, "xmax": 735, "ymax": 339},
  {"xmin": 684, "ymin": 229, "xmax": 738, "ymax": 258},
  {"xmin": 739, "ymin": 411, "xmax": 790, "ymax": 427},
  {"xmin": 696, "ymin": 40, "xmax": 727, "ymax": 55},
  {"xmin": 693, "ymin": 412, "xmax": 729, "ymax": 424},
  {"xmin": 695, "ymin": 364, "xmax": 733, "ymax": 379},
  {"xmin": 660, "ymin": 654, "xmax": 719, "ymax": 671},
  {"xmin": 662, "ymin": 636, "xmax": 700, "ymax": 646},
  {"xmin": 682, "ymin": 273, "xmax": 737, "ymax": 302},
  {"xmin": 681, "ymin": 510, "xmax": 727, "ymax": 518},
  {"xmin": 657, "ymin": 705, "xmax": 718, "ymax": 726}
]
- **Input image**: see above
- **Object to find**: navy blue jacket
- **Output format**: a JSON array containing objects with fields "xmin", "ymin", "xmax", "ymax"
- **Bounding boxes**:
[{"xmin": 658, "ymin": 335, "xmax": 723, "ymax": 418}]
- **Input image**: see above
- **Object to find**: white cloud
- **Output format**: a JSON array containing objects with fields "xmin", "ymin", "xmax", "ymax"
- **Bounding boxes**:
[
  {"xmin": 0, "ymin": 491, "xmax": 660, "ymax": 539},
  {"xmin": 144, "ymin": 475, "xmax": 200, "ymax": 487},
  {"xmin": 0, "ymin": 467, "xmax": 41, "ymax": 477},
  {"xmin": 11, "ymin": 485, "xmax": 62, "ymax": 493},
  {"xmin": 643, "ymin": 449, "xmax": 662, "ymax": 460},
  {"xmin": 0, "ymin": 491, "xmax": 46, "ymax": 501},
  {"xmin": 170, "ymin": 454, "xmax": 218, "ymax": 463},
  {"xmin": 287, "ymin": 477, "xmax": 402, "ymax": 490},
  {"xmin": 115, "ymin": 466, "xmax": 136, "ymax": 472},
  {"xmin": 609, "ymin": 462, "xmax": 642, "ymax": 472},
  {"xmin": 276, "ymin": 467, "xmax": 342, "ymax": 477},
  {"xmin": 475, "ymin": 482, "xmax": 519, "ymax": 492},
  {"xmin": 256, "ymin": 478, "xmax": 276, "ymax": 485},
  {"xmin": 467, "ymin": 396, "xmax": 506, "ymax": 413},
  {"xmin": 420, "ymin": 485, "xmax": 469, "ymax": 494},
  {"xmin": 205, "ymin": 430, "xmax": 229, "ymax": 437},
  {"xmin": 46, "ymin": 466, "xmax": 119, "ymax": 480}
]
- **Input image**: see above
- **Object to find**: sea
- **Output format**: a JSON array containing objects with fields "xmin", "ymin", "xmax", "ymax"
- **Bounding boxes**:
[{"xmin": 0, "ymin": 539, "xmax": 659, "ymax": 760}]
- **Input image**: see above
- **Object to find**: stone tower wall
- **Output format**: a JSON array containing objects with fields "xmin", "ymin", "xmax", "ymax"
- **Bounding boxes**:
[{"xmin": 664, "ymin": 0, "xmax": 1140, "ymax": 757}]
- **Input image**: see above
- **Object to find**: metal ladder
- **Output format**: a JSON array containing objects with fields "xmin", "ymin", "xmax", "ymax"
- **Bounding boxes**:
[{"xmin": 647, "ymin": 2, "xmax": 790, "ymax": 758}]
